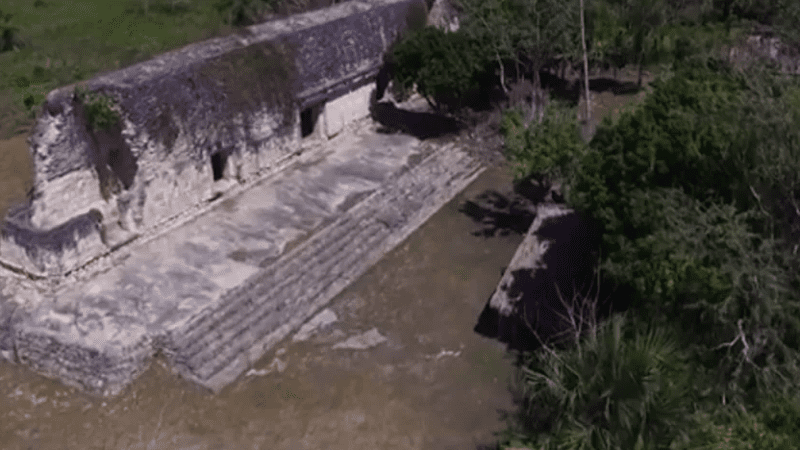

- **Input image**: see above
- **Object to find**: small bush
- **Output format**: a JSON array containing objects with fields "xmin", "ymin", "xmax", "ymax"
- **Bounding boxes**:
[
  {"xmin": 676, "ymin": 393, "xmax": 800, "ymax": 450},
  {"xmin": 213, "ymin": 0, "xmax": 271, "ymax": 26},
  {"xmin": 74, "ymin": 87, "xmax": 122, "ymax": 132},
  {"xmin": 0, "ymin": 8, "xmax": 22, "ymax": 52},
  {"xmin": 501, "ymin": 100, "xmax": 586, "ymax": 189}
]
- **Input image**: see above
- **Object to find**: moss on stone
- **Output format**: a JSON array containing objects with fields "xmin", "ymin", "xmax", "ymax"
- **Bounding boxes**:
[{"xmin": 195, "ymin": 39, "xmax": 299, "ymax": 128}]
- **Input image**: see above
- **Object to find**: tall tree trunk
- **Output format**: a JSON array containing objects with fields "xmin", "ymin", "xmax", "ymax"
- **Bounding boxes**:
[
  {"xmin": 528, "ymin": 68, "xmax": 546, "ymax": 126},
  {"xmin": 497, "ymin": 50, "xmax": 508, "ymax": 94},
  {"xmin": 637, "ymin": 52, "xmax": 644, "ymax": 87},
  {"xmin": 580, "ymin": 0, "xmax": 591, "ymax": 127}
]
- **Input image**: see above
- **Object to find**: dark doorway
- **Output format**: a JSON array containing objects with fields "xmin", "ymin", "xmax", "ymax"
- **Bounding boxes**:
[
  {"xmin": 211, "ymin": 152, "xmax": 227, "ymax": 181},
  {"xmin": 300, "ymin": 104, "xmax": 322, "ymax": 138}
]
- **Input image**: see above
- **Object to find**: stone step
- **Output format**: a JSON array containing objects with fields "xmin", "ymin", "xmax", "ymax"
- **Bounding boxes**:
[
  {"xmin": 194, "ymin": 222, "xmax": 388, "ymax": 381},
  {"xmin": 173, "ymin": 146, "xmax": 472, "ymax": 358},
  {"xmin": 184, "ymin": 149, "xmax": 482, "ymax": 384},
  {"xmin": 173, "ymin": 213, "xmax": 363, "ymax": 358},
  {"xmin": 169, "ymin": 145, "xmax": 483, "ymax": 392},
  {"xmin": 180, "ymin": 220, "xmax": 385, "ymax": 375}
]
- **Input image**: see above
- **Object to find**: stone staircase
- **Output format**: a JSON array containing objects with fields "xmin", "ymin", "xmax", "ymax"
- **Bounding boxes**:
[{"xmin": 168, "ymin": 143, "xmax": 484, "ymax": 392}]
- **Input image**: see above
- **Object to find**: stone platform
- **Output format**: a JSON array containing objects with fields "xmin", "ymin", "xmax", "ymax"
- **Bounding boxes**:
[{"xmin": 0, "ymin": 116, "xmax": 484, "ymax": 396}]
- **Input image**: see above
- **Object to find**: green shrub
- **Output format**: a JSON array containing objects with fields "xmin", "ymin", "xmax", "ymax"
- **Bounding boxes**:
[
  {"xmin": 213, "ymin": 0, "xmax": 270, "ymax": 26},
  {"xmin": 676, "ymin": 394, "xmax": 800, "ymax": 450},
  {"xmin": 390, "ymin": 27, "xmax": 491, "ymax": 111},
  {"xmin": 0, "ymin": 8, "xmax": 22, "ymax": 52},
  {"xmin": 501, "ymin": 101, "xmax": 586, "ymax": 188},
  {"xmin": 74, "ymin": 87, "xmax": 122, "ymax": 132},
  {"xmin": 560, "ymin": 56, "xmax": 800, "ymax": 409},
  {"xmin": 568, "ymin": 58, "xmax": 747, "ymax": 220}
]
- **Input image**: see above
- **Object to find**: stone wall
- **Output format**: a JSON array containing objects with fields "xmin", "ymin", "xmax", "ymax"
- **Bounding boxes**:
[{"xmin": 0, "ymin": 0, "xmax": 424, "ymax": 279}]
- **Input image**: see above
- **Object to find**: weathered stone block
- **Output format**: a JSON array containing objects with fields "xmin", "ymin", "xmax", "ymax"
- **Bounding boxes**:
[{"xmin": 323, "ymin": 83, "xmax": 375, "ymax": 138}]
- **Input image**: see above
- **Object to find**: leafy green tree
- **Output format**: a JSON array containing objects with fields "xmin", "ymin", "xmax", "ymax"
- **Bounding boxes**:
[
  {"xmin": 390, "ymin": 27, "xmax": 491, "ymax": 111},
  {"xmin": 587, "ymin": 0, "xmax": 630, "ymax": 78},
  {"xmin": 590, "ymin": 0, "xmax": 669, "ymax": 86},
  {"xmin": 458, "ymin": 0, "xmax": 581, "ymax": 122},
  {"xmin": 563, "ymin": 56, "xmax": 800, "ymax": 411},
  {"xmin": 456, "ymin": 0, "xmax": 518, "ymax": 93}
]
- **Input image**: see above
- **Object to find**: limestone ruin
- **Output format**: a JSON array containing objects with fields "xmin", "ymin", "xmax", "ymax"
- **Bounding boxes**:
[
  {"xmin": 0, "ymin": 0, "xmax": 423, "ymax": 281},
  {"xmin": 0, "ymin": 0, "xmax": 489, "ymax": 397}
]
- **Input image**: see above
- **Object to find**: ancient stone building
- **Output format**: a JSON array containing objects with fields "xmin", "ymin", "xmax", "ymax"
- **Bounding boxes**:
[{"xmin": 0, "ymin": 0, "xmax": 425, "ymax": 281}]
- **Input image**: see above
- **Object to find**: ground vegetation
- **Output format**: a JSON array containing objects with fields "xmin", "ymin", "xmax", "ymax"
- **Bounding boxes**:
[
  {"xmin": 386, "ymin": 0, "xmax": 800, "ymax": 448},
  {"xmin": 0, "ymin": 0, "xmax": 346, "ymax": 140}
]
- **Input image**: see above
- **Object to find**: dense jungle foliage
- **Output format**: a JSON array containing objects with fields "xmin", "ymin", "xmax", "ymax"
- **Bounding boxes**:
[
  {"xmin": 512, "ymin": 57, "xmax": 800, "ymax": 450},
  {"xmin": 390, "ymin": 0, "xmax": 800, "ymax": 448}
]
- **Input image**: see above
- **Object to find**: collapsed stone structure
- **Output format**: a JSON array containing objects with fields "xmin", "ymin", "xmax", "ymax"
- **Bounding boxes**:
[{"xmin": 0, "ymin": 0, "xmax": 425, "ymax": 281}]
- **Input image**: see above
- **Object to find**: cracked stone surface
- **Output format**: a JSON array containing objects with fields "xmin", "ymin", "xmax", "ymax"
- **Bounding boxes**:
[{"xmin": 292, "ymin": 308, "xmax": 338, "ymax": 343}]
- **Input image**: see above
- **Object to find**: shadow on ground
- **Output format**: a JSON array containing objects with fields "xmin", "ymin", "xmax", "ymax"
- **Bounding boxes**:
[
  {"xmin": 537, "ymin": 70, "xmax": 646, "ymax": 104},
  {"xmin": 458, "ymin": 176, "xmax": 566, "ymax": 239},
  {"xmin": 458, "ymin": 190, "xmax": 537, "ymax": 238},
  {"xmin": 369, "ymin": 101, "xmax": 464, "ymax": 140}
]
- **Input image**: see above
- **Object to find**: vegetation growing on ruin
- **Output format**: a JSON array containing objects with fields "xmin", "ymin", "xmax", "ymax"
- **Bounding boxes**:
[
  {"xmin": 73, "ymin": 87, "xmax": 122, "ymax": 132},
  {"xmin": 494, "ymin": 43, "xmax": 800, "ymax": 450},
  {"xmin": 195, "ymin": 41, "xmax": 298, "ymax": 127}
]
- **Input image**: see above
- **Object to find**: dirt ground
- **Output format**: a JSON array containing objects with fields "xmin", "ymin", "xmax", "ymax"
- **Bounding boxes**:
[
  {"xmin": 0, "ymin": 161, "xmax": 531, "ymax": 450},
  {"xmin": 0, "ymin": 69, "xmax": 654, "ymax": 450}
]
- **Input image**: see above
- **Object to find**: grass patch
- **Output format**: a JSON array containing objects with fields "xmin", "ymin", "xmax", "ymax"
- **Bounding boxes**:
[{"xmin": 0, "ymin": 0, "xmax": 291, "ymax": 140}]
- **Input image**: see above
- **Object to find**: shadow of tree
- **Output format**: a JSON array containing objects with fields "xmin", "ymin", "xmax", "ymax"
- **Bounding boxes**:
[
  {"xmin": 459, "ymin": 190, "xmax": 537, "ymax": 238},
  {"xmin": 536, "ymin": 71, "xmax": 645, "ymax": 105},
  {"xmin": 370, "ymin": 100, "xmax": 463, "ymax": 140},
  {"xmin": 588, "ymin": 77, "xmax": 643, "ymax": 95}
]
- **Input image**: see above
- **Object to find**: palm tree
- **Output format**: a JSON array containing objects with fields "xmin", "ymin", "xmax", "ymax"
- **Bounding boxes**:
[{"xmin": 512, "ymin": 302, "xmax": 694, "ymax": 449}]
